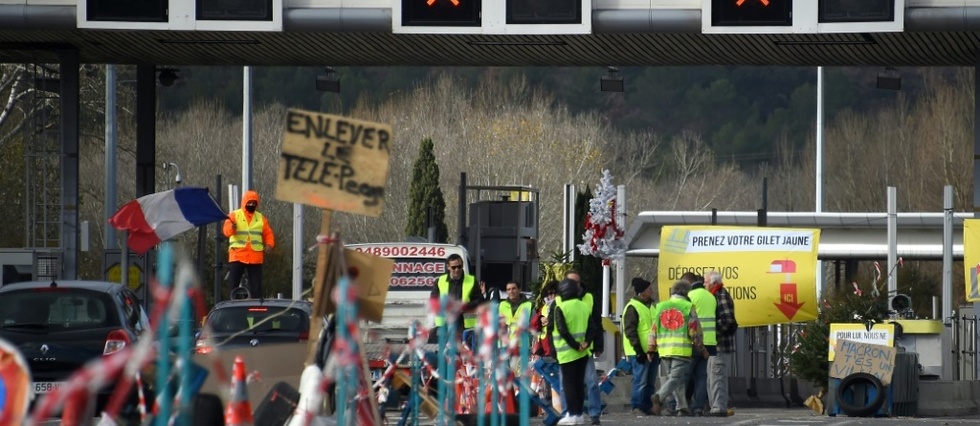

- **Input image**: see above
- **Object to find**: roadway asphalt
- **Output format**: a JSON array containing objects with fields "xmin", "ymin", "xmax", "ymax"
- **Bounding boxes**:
[{"xmin": 395, "ymin": 408, "xmax": 980, "ymax": 426}]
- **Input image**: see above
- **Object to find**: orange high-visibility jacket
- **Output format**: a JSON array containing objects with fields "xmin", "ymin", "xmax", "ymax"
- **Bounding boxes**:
[{"xmin": 223, "ymin": 190, "xmax": 275, "ymax": 264}]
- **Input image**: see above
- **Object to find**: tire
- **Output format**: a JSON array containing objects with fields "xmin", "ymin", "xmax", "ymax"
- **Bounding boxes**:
[
  {"xmin": 836, "ymin": 372, "xmax": 885, "ymax": 417},
  {"xmin": 229, "ymin": 287, "xmax": 250, "ymax": 300}
]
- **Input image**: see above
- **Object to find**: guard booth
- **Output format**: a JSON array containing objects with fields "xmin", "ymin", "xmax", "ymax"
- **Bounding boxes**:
[
  {"xmin": 458, "ymin": 175, "xmax": 539, "ymax": 293},
  {"xmin": 0, "ymin": 248, "xmax": 63, "ymax": 286}
]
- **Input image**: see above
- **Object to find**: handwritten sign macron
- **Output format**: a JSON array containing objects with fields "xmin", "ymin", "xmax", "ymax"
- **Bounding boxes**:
[
  {"xmin": 829, "ymin": 340, "xmax": 897, "ymax": 387},
  {"xmin": 276, "ymin": 109, "xmax": 392, "ymax": 217}
]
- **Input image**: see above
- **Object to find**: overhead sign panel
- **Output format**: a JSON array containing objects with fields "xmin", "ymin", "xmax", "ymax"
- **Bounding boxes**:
[
  {"xmin": 401, "ymin": 0, "xmax": 481, "ymax": 27},
  {"xmin": 507, "ymin": 0, "xmax": 580, "ymax": 25},
  {"xmin": 703, "ymin": 0, "xmax": 904, "ymax": 33},
  {"xmin": 394, "ymin": 0, "xmax": 590, "ymax": 34},
  {"xmin": 819, "ymin": 0, "xmax": 894, "ymax": 23},
  {"xmin": 712, "ymin": 0, "xmax": 792, "ymax": 27},
  {"xmin": 79, "ymin": 0, "xmax": 282, "ymax": 30}
]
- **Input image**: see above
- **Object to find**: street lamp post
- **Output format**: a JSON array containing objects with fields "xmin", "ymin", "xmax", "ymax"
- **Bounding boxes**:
[{"xmin": 162, "ymin": 162, "xmax": 182, "ymax": 189}]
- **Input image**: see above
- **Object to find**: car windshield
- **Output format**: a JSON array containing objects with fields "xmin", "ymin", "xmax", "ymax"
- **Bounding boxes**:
[
  {"xmin": 207, "ymin": 306, "xmax": 308, "ymax": 334},
  {"xmin": 0, "ymin": 288, "xmax": 116, "ymax": 331}
]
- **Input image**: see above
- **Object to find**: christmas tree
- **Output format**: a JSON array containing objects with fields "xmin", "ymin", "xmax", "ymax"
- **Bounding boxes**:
[{"xmin": 578, "ymin": 169, "xmax": 626, "ymax": 261}]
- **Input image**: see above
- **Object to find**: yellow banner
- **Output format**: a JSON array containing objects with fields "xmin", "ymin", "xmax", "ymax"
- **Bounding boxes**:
[
  {"xmin": 964, "ymin": 219, "xmax": 980, "ymax": 302},
  {"xmin": 657, "ymin": 226, "xmax": 821, "ymax": 326}
]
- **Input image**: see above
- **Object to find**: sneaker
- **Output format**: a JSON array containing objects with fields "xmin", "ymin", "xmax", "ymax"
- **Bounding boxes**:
[
  {"xmin": 707, "ymin": 410, "xmax": 729, "ymax": 417},
  {"xmin": 630, "ymin": 408, "xmax": 651, "ymax": 416},
  {"xmin": 557, "ymin": 414, "xmax": 576, "ymax": 425},
  {"xmin": 676, "ymin": 408, "xmax": 692, "ymax": 417},
  {"xmin": 692, "ymin": 409, "xmax": 704, "ymax": 417},
  {"xmin": 650, "ymin": 394, "xmax": 662, "ymax": 416},
  {"xmin": 590, "ymin": 416, "xmax": 601, "ymax": 425}
]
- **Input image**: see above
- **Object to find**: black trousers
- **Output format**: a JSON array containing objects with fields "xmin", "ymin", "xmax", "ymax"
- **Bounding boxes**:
[
  {"xmin": 228, "ymin": 261, "xmax": 263, "ymax": 298},
  {"xmin": 559, "ymin": 355, "xmax": 589, "ymax": 416}
]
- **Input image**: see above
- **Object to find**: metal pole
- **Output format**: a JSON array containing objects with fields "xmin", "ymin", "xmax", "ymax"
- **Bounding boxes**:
[
  {"xmin": 293, "ymin": 203, "xmax": 303, "ymax": 300},
  {"xmin": 242, "ymin": 66, "xmax": 253, "ymax": 191},
  {"xmin": 816, "ymin": 67, "xmax": 825, "ymax": 306},
  {"xmin": 816, "ymin": 67, "xmax": 824, "ymax": 213},
  {"xmin": 974, "ymin": 50, "xmax": 980, "ymax": 379},
  {"xmin": 563, "ymin": 184, "xmax": 571, "ymax": 257},
  {"xmin": 944, "ymin": 185, "xmax": 954, "ymax": 324},
  {"xmin": 943, "ymin": 185, "xmax": 954, "ymax": 379},
  {"xmin": 214, "ymin": 175, "xmax": 223, "ymax": 303},
  {"xmin": 458, "ymin": 172, "xmax": 467, "ymax": 247},
  {"xmin": 60, "ymin": 50, "xmax": 80, "ymax": 279},
  {"xmin": 615, "ymin": 184, "xmax": 626, "ymax": 319},
  {"xmin": 105, "ymin": 64, "xmax": 117, "ymax": 249},
  {"xmin": 567, "ymin": 184, "xmax": 576, "ymax": 262},
  {"xmin": 887, "ymin": 186, "xmax": 898, "ymax": 296}
]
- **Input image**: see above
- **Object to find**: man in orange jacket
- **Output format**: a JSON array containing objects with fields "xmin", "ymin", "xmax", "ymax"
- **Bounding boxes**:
[{"xmin": 223, "ymin": 190, "xmax": 275, "ymax": 299}]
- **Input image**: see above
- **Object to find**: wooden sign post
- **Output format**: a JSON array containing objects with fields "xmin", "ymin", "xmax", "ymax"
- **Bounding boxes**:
[{"xmin": 275, "ymin": 109, "xmax": 395, "ymax": 425}]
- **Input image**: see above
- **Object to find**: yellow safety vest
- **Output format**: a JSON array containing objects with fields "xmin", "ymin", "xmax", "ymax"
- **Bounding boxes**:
[
  {"xmin": 433, "ymin": 274, "xmax": 476, "ymax": 328},
  {"xmin": 654, "ymin": 297, "xmax": 693, "ymax": 358},
  {"xmin": 552, "ymin": 298, "xmax": 590, "ymax": 364},
  {"xmin": 688, "ymin": 287, "xmax": 717, "ymax": 346},
  {"xmin": 556, "ymin": 292, "xmax": 595, "ymax": 350},
  {"xmin": 229, "ymin": 211, "xmax": 265, "ymax": 251},
  {"xmin": 500, "ymin": 299, "xmax": 533, "ymax": 342},
  {"xmin": 621, "ymin": 298, "xmax": 653, "ymax": 357}
]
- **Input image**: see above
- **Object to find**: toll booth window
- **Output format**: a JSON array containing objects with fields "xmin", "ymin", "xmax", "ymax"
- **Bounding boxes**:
[
  {"xmin": 507, "ymin": 0, "xmax": 581, "ymax": 25},
  {"xmin": 86, "ymin": 0, "xmax": 168, "ymax": 22}
]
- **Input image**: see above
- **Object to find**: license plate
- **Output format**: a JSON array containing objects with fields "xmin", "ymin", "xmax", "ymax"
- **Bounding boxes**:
[{"xmin": 34, "ymin": 381, "xmax": 67, "ymax": 394}]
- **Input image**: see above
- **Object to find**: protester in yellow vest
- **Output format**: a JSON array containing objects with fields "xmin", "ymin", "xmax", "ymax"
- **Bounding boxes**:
[
  {"xmin": 500, "ymin": 280, "xmax": 533, "ymax": 343},
  {"xmin": 564, "ymin": 271, "xmax": 603, "ymax": 425},
  {"xmin": 552, "ymin": 279, "xmax": 598, "ymax": 425},
  {"xmin": 649, "ymin": 280, "xmax": 705, "ymax": 417},
  {"xmin": 429, "ymin": 253, "xmax": 484, "ymax": 330},
  {"xmin": 223, "ymin": 190, "xmax": 274, "ymax": 299},
  {"xmin": 687, "ymin": 274, "xmax": 717, "ymax": 416},
  {"xmin": 621, "ymin": 277, "xmax": 658, "ymax": 415}
]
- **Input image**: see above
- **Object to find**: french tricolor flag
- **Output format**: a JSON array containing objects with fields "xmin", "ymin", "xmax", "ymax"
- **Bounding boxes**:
[{"xmin": 109, "ymin": 187, "xmax": 227, "ymax": 254}]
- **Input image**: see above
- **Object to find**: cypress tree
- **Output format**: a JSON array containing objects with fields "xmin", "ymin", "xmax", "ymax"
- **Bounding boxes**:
[{"xmin": 405, "ymin": 138, "xmax": 449, "ymax": 243}]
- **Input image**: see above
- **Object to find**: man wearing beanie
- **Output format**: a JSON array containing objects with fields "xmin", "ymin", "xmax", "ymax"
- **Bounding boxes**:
[{"xmin": 621, "ymin": 277, "xmax": 658, "ymax": 415}]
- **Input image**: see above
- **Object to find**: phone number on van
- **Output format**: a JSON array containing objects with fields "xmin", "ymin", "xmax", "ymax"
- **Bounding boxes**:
[{"xmin": 354, "ymin": 246, "xmax": 446, "ymax": 257}]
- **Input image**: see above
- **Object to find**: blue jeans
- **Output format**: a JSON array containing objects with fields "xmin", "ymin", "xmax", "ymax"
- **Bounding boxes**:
[
  {"xmin": 629, "ymin": 355, "xmax": 660, "ymax": 412},
  {"xmin": 584, "ymin": 357, "xmax": 602, "ymax": 418},
  {"xmin": 687, "ymin": 354, "xmax": 709, "ymax": 413}
]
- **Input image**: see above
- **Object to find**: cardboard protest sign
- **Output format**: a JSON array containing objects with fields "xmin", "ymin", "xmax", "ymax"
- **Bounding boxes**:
[
  {"xmin": 276, "ymin": 109, "xmax": 392, "ymax": 217},
  {"xmin": 828, "ymin": 323, "xmax": 894, "ymax": 361},
  {"xmin": 829, "ymin": 340, "xmax": 896, "ymax": 386},
  {"xmin": 312, "ymin": 235, "xmax": 393, "ymax": 323},
  {"xmin": 339, "ymin": 248, "xmax": 393, "ymax": 323}
]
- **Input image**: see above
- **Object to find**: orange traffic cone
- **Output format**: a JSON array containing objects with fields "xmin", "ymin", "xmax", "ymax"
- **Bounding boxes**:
[{"xmin": 225, "ymin": 356, "xmax": 254, "ymax": 426}]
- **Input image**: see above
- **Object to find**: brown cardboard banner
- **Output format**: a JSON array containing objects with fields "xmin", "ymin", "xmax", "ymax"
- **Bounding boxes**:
[
  {"xmin": 276, "ymin": 109, "xmax": 392, "ymax": 217},
  {"xmin": 829, "ymin": 339, "xmax": 896, "ymax": 386}
]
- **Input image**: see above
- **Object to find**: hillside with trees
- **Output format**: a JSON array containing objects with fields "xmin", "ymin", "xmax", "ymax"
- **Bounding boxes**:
[{"xmin": 0, "ymin": 65, "xmax": 972, "ymax": 313}]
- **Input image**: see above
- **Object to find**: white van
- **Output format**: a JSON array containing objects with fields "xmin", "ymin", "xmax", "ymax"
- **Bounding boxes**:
[{"xmin": 347, "ymin": 242, "xmax": 469, "ymax": 340}]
